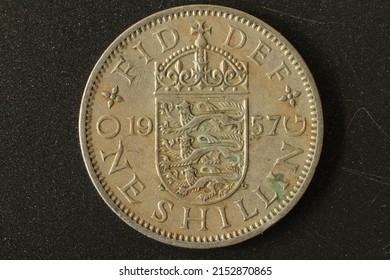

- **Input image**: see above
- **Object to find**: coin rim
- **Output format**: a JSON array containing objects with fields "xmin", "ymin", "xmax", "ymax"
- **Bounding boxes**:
[{"xmin": 79, "ymin": 4, "xmax": 323, "ymax": 248}]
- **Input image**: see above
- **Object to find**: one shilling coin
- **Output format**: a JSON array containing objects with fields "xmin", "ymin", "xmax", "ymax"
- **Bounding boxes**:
[{"xmin": 79, "ymin": 5, "xmax": 323, "ymax": 248}]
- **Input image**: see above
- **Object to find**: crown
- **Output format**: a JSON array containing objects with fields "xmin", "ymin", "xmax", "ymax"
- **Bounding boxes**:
[{"xmin": 154, "ymin": 21, "xmax": 248, "ymax": 95}]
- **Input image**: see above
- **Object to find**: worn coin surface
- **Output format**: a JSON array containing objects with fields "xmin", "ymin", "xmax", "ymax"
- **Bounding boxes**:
[{"xmin": 79, "ymin": 5, "xmax": 323, "ymax": 248}]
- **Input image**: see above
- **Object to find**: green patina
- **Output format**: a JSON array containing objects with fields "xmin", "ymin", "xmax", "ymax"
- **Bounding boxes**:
[{"xmin": 268, "ymin": 172, "xmax": 287, "ymax": 198}]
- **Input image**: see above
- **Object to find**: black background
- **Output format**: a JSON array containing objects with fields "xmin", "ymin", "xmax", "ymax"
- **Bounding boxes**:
[{"xmin": 1, "ymin": 0, "xmax": 389, "ymax": 259}]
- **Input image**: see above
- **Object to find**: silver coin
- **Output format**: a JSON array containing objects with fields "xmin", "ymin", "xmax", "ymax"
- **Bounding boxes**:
[{"xmin": 79, "ymin": 5, "xmax": 323, "ymax": 248}]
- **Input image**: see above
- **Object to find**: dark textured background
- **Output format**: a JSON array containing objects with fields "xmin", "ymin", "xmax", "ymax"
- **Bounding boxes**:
[{"xmin": 1, "ymin": 0, "xmax": 389, "ymax": 259}]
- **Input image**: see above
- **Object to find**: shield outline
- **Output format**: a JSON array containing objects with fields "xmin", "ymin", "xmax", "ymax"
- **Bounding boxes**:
[{"xmin": 155, "ymin": 96, "xmax": 248, "ymax": 205}]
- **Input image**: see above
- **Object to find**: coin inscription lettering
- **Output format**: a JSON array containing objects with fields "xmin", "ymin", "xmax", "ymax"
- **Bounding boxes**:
[
  {"xmin": 284, "ymin": 115, "xmax": 306, "ymax": 136},
  {"xmin": 274, "ymin": 141, "xmax": 304, "ymax": 172},
  {"xmin": 153, "ymin": 28, "xmax": 179, "ymax": 53},
  {"xmin": 96, "ymin": 115, "xmax": 121, "ymax": 138},
  {"xmin": 248, "ymin": 39, "xmax": 272, "ymax": 65},
  {"xmin": 100, "ymin": 140, "xmax": 130, "ymax": 175},
  {"xmin": 151, "ymin": 199, "xmax": 174, "ymax": 223},
  {"xmin": 132, "ymin": 41, "xmax": 153, "ymax": 65},
  {"xmin": 118, "ymin": 174, "xmax": 146, "ymax": 204},
  {"xmin": 80, "ymin": 5, "xmax": 323, "ymax": 248},
  {"xmin": 266, "ymin": 60, "xmax": 291, "ymax": 81},
  {"xmin": 111, "ymin": 56, "xmax": 135, "ymax": 85},
  {"xmin": 223, "ymin": 24, "xmax": 247, "ymax": 49}
]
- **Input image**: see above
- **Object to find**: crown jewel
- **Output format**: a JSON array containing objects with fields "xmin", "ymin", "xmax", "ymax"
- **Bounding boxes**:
[{"xmin": 155, "ymin": 21, "xmax": 248, "ymax": 94}]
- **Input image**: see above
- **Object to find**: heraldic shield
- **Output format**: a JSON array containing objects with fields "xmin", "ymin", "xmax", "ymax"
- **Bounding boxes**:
[{"xmin": 155, "ymin": 21, "xmax": 248, "ymax": 205}]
